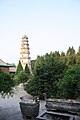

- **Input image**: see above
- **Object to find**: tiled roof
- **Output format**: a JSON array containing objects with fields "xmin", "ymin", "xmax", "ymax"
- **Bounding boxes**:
[
  {"xmin": 0, "ymin": 59, "xmax": 14, "ymax": 67},
  {"xmin": 0, "ymin": 59, "xmax": 7, "ymax": 66}
]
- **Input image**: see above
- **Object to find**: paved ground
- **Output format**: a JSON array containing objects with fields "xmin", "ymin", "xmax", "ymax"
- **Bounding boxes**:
[{"xmin": 0, "ymin": 85, "xmax": 46, "ymax": 120}]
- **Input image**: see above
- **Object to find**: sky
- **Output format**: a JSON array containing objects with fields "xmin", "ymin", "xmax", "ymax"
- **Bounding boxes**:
[{"xmin": 0, "ymin": 0, "xmax": 80, "ymax": 65}]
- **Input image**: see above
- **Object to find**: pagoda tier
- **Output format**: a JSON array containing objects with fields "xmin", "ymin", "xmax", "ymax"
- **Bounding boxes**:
[
  {"xmin": 22, "ymin": 35, "xmax": 28, "ymax": 39},
  {"xmin": 22, "ymin": 40, "xmax": 28, "ymax": 42},
  {"xmin": 20, "ymin": 51, "xmax": 30, "ymax": 54},
  {"xmin": 20, "ymin": 35, "xmax": 31, "ymax": 70},
  {"xmin": 21, "ymin": 43, "xmax": 28, "ymax": 46},
  {"xmin": 20, "ymin": 56, "xmax": 31, "ymax": 59},
  {"xmin": 21, "ymin": 47, "xmax": 30, "ymax": 50}
]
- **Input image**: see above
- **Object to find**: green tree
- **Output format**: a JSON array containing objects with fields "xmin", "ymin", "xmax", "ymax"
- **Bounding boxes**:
[
  {"xmin": 31, "ymin": 60, "xmax": 36, "ymax": 72},
  {"xmin": 76, "ymin": 46, "xmax": 80, "ymax": 64},
  {"xmin": 0, "ymin": 70, "xmax": 15, "ymax": 96},
  {"xmin": 24, "ymin": 64, "xmax": 30, "ymax": 76},
  {"xmin": 17, "ymin": 71, "xmax": 29, "ymax": 84},
  {"xmin": 58, "ymin": 64, "xmax": 80, "ymax": 99},
  {"xmin": 66, "ymin": 46, "xmax": 75, "ymax": 55},
  {"xmin": 15, "ymin": 63, "xmax": 30, "ymax": 85},
  {"xmin": 60, "ymin": 51, "xmax": 66, "ymax": 63},
  {"xmin": 16, "ymin": 60, "xmax": 23, "ymax": 74},
  {"xmin": 53, "ymin": 51, "xmax": 60, "ymax": 61},
  {"xmin": 25, "ymin": 54, "xmax": 67, "ymax": 99},
  {"xmin": 66, "ymin": 46, "xmax": 76, "ymax": 66}
]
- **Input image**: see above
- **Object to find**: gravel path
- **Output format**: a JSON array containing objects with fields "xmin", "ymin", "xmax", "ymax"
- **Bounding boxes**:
[{"xmin": 0, "ymin": 85, "xmax": 46, "ymax": 120}]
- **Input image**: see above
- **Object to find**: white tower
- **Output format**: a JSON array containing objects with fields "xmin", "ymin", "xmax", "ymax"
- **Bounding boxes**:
[{"xmin": 20, "ymin": 35, "xmax": 31, "ymax": 70}]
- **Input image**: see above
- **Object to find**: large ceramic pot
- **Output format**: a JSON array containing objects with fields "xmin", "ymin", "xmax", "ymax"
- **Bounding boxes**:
[{"xmin": 19, "ymin": 99, "xmax": 40, "ymax": 119}]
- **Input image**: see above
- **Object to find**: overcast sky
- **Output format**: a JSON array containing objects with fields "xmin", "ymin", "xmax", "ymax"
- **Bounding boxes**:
[{"xmin": 0, "ymin": 0, "xmax": 80, "ymax": 65}]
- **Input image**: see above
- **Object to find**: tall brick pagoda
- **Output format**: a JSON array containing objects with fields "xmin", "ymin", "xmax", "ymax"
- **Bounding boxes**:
[{"xmin": 20, "ymin": 35, "xmax": 31, "ymax": 70}]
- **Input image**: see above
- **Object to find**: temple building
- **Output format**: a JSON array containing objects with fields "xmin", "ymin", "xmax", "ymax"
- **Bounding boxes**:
[
  {"xmin": 20, "ymin": 35, "xmax": 31, "ymax": 70},
  {"xmin": 0, "ymin": 59, "xmax": 16, "ymax": 73}
]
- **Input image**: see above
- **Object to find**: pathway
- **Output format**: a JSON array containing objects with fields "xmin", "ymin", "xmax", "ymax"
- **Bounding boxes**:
[{"xmin": 0, "ymin": 84, "xmax": 46, "ymax": 120}]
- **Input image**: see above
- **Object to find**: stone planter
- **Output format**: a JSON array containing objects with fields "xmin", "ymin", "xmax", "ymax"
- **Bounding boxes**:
[
  {"xmin": 46, "ymin": 99, "xmax": 80, "ymax": 115},
  {"xmin": 19, "ymin": 99, "xmax": 40, "ymax": 120},
  {"xmin": 36, "ymin": 110, "xmax": 77, "ymax": 120}
]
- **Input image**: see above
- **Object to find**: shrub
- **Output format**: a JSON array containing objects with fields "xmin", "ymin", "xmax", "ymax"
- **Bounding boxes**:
[
  {"xmin": 58, "ymin": 64, "xmax": 80, "ymax": 99},
  {"xmin": 0, "ymin": 70, "xmax": 15, "ymax": 96}
]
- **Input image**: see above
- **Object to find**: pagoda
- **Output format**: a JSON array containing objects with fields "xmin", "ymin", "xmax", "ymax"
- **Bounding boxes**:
[{"xmin": 20, "ymin": 35, "xmax": 31, "ymax": 70}]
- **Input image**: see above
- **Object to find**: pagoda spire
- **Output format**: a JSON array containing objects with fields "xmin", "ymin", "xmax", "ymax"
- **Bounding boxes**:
[{"xmin": 20, "ymin": 35, "xmax": 31, "ymax": 70}]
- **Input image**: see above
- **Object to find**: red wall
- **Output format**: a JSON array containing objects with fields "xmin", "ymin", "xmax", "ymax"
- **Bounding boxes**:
[{"xmin": 0, "ymin": 67, "xmax": 9, "ymax": 73}]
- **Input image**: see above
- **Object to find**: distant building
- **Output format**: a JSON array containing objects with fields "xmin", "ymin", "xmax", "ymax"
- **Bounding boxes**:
[
  {"xmin": 0, "ymin": 59, "xmax": 16, "ymax": 73},
  {"xmin": 20, "ymin": 35, "xmax": 31, "ymax": 71}
]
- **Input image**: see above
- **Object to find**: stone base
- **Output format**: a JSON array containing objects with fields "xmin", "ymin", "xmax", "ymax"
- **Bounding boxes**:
[
  {"xmin": 36, "ymin": 110, "xmax": 77, "ymax": 120},
  {"xmin": 46, "ymin": 99, "xmax": 80, "ymax": 115}
]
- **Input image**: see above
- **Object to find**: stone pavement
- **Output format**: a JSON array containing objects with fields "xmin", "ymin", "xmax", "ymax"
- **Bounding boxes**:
[{"xmin": 0, "ymin": 85, "xmax": 46, "ymax": 120}]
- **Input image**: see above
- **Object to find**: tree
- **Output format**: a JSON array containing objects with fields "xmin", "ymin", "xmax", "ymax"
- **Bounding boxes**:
[
  {"xmin": 15, "ymin": 62, "xmax": 30, "ymax": 85},
  {"xmin": 24, "ymin": 64, "xmax": 30, "ymax": 76},
  {"xmin": 66, "ymin": 46, "xmax": 76, "ymax": 66},
  {"xmin": 52, "ymin": 51, "xmax": 60, "ymax": 61},
  {"xmin": 16, "ymin": 60, "xmax": 23, "ymax": 74},
  {"xmin": 31, "ymin": 60, "xmax": 36, "ymax": 72},
  {"xmin": 17, "ymin": 71, "xmax": 29, "ymax": 84},
  {"xmin": 60, "ymin": 51, "xmax": 66, "ymax": 63},
  {"xmin": 58, "ymin": 64, "xmax": 80, "ymax": 99},
  {"xmin": 0, "ymin": 70, "xmax": 15, "ymax": 96},
  {"xmin": 25, "ymin": 54, "xmax": 67, "ymax": 99},
  {"xmin": 76, "ymin": 46, "xmax": 80, "ymax": 64}
]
